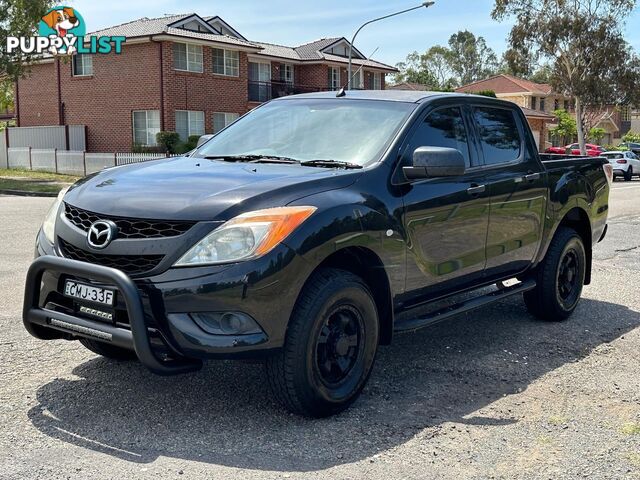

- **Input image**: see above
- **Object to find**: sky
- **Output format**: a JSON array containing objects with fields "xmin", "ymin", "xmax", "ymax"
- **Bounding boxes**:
[{"xmin": 66, "ymin": 0, "xmax": 640, "ymax": 68}]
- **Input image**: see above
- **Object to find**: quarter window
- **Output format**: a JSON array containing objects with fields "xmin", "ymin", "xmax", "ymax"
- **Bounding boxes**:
[
  {"xmin": 213, "ymin": 48, "xmax": 239, "ymax": 76},
  {"xmin": 406, "ymin": 107, "xmax": 471, "ymax": 167},
  {"xmin": 473, "ymin": 107, "xmax": 522, "ymax": 165},
  {"xmin": 72, "ymin": 54, "xmax": 93, "ymax": 76},
  {"xmin": 213, "ymin": 112, "xmax": 239, "ymax": 133},
  {"xmin": 173, "ymin": 43, "xmax": 203, "ymax": 72},
  {"xmin": 176, "ymin": 110, "xmax": 205, "ymax": 141},
  {"xmin": 132, "ymin": 110, "xmax": 160, "ymax": 146}
]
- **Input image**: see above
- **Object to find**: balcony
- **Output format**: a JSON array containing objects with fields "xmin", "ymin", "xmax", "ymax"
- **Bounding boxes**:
[{"xmin": 248, "ymin": 81, "xmax": 330, "ymax": 102}]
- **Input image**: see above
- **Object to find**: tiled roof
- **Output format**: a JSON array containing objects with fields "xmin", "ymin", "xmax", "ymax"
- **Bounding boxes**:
[
  {"xmin": 294, "ymin": 38, "xmax": 341, "ymax": 60},
  {"xmin": 520, "ymin": 106, "xmax": 555, "ymax": 119},
  {"xmin": 90, "ymin": 14, "xmax": 260, "ymax": 48},
  {"xmin": 456, "ymin": 74, "xmax": 554, "ymax": 95}
]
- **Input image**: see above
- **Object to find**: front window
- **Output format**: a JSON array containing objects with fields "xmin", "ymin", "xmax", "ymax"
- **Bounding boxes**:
[
  {"xmin": 132, "ymin": 110, "xmax": 160, "ymax": 146},
  {"xmin": 213, "ymin": 112, "xmax": 239, "ymax": 133},
  {"xmin": 175, "ymin": 110, "xmax": 205, "ymax": 140},
  {"xmin": 372, "ymin": 73, "xmax": 382, "ymax": 90},
  {"xmin": 72, "ymin": 54, "xmax": 93, "ymax": 76},
  {"xmin": 329, "ymin": 67, "xmax": 341, "ymax": 90},
  {"xmin": 173, "ymin": 43, "xmax": 203, "ymax": 73},
  {"xmin": 195, "ymin": 99, "xmax": 414, "ymax": 166},
  {"xmin": 213, "ymin": 48, "xmax": 239, "ymax": 76}
]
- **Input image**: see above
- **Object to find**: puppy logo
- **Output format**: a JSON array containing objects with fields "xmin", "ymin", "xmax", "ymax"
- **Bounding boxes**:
[{"xmin": 39, "ymin": 7, "xmax": 86, "ymax": 55}]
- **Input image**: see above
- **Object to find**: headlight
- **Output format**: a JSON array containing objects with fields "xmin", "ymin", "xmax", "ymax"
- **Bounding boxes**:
[
  {"xmin": 42, "ymin": 187, "xmax": 70, "ymax": 244},
  {"xmin": 175, "ymin": 206, "xmax": 316, "ymax": 267}
]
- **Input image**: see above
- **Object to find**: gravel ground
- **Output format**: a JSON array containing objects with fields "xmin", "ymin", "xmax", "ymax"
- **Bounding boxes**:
[{"xmin": 0, "ymin": 181, "xmax": 639, "ymax": 480}]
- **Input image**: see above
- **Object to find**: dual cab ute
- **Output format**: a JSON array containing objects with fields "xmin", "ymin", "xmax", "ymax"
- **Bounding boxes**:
[{"xmin": 23, "ymin": 91, "xmax": 610, "ymax": 417}]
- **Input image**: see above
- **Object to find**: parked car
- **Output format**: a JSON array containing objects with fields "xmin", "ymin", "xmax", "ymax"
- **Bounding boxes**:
[
  {"xmin": 617, "ymin": 142, "xmax": 640, "ymax": 156},
  {"xmin": 602, "ymin": 150, "xmax": 640, "ymax": 181},
  {"xmin": 23, "ymin": 92, "xmax": 610, "ymax": 417},
  {"xmin": 545, "ymin": 143, "xmax": 606, "ymax": 156}
]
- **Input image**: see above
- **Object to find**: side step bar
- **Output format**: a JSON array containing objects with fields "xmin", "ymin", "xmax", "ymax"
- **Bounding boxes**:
[{"xmin": 394, "ymin": 279, "xmax": 536, "ymax": 333}]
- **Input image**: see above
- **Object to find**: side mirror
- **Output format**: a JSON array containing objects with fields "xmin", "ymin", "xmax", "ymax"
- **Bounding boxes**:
[
  {"xmin": 403, "ymin": 146, "xmax": 466, "ymax": 180},
  {"xmin": 197, "ymin": 134, "xmax": 214, "ymax": 148}
]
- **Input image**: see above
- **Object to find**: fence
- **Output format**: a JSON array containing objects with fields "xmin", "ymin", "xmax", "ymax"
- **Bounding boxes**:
[
  {"xmin": 5, "ymin": 148, "xmax": 173, "ymax": 176},
  {"xmin": 6, "ymin": 125, "xmax": 86, "ymax": 151}
]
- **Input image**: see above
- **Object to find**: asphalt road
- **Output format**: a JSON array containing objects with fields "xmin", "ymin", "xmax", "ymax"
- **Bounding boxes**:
[{"xmin": 1, "ymin": 180, "xmax": 639, "ymax": 480}]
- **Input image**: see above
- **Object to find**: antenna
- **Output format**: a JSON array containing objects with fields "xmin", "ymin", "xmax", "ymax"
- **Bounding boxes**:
[{"xmin": 336, "ymin": 47, "xmax": 380, "ymax": 98}]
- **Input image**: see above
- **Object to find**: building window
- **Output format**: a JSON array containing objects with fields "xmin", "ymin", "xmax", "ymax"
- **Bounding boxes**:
[
  {"xmin": 132, "ymin": 110, "xmax": 160, "ymax": 146},
  {"xmin": 352, "ymin": 69, "xmax": 363, "ymax": 89},
  {"xmin": 329, "ymin": 67, "xmax": 341, "ymax": 90},
  {"xmin": 213, "ymin": 112, "xmax": 240, "ymax": 133},
  {"xmin": 173, "ymin": 43, "xmax": 203, "ymax": 73},
  {"xmin": 621, "ymin": 106, "xmax": 631, "ymax": 122},
  {"xmin": 280, "ymin": 64, "xmax": 294, "ymax": 84},
  {"xmin": 531, "ymin": 97, "xmax": 537, "ymax": 110},
  {"xmin": 175, "ymin": 110, "xmax": 205, "ymax": 141},
  {"xmin": 212, "ymin": 48, "xmax": 239, "ymax": 76},
  {"xmin": 373, "ymin": 72, "xmax": 382, "ymax": 90},
  {"xmin": 539, "ymin": 98, "xmax": 546, "ymax": 112},
  {"xmin": 72, "ymin": 54, "xmax": 93, "ymax": 76}
]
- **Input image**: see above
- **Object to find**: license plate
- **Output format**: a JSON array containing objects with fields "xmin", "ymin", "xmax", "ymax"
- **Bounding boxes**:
[{"xmin": 64, "ymin": 281, "xmax": 115, "ymax": 306}]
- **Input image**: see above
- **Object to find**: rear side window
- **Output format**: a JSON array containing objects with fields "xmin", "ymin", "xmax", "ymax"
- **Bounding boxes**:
[
  {"xmin": 473, "ymin": 107, "xmax": 522, "ymax": 165},
  {"xmin": 406, "ymin": 107, "xmax": 471, "ymax": 167}
]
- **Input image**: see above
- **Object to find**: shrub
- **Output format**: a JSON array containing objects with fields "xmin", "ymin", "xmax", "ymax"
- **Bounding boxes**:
[
  {"xmin": 156, "ymin": 131, "xmax": 181, "ymax": 154},
  {"xmin": 475, "ymin": 89, "xmax": 497, "ymax": 98},
  {"xmin": 622, "ymin": 131, "xmax": 640, "ymax": 143}
]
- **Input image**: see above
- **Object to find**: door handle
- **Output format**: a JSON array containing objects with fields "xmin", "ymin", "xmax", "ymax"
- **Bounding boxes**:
[
  {"xmin": 524, "ymin": 172, "xmax": 541, "ymax": 182},
  {"xmin": 467, "ymin": 184, "xmax": 486, "ymax": 196}
]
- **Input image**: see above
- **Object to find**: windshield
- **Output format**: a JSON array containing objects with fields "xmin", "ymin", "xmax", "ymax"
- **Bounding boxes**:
[{"xmin": 194, "ymin": 99, "xmax": 415, "ymax": 166}]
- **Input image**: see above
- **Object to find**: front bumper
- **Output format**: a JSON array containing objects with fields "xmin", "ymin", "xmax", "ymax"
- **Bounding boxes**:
[{"xmin": 24, "ymin": 236, "xmax": 310, "ymax": 375}]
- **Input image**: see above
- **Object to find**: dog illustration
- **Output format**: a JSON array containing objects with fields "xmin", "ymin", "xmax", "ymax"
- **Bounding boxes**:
[{"xmin": 41, "ymin": 8, "xmax": 80, "ymax": 54}]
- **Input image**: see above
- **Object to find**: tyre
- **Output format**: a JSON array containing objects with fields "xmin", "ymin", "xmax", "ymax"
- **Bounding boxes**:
[
  {"xmin": 79, "ymin": 338, "xmax": 138, "ymax": 361},
  {"xmin": 624, "ymin": 167, "xmax": 633, "ymax": 181},
  {"xmin": 266, "ymin": 268, "xmax": 379, "ymax": 417},
  {"xmin": 523, "ymin": 227, "xmax": 586, "ymax": 321}
]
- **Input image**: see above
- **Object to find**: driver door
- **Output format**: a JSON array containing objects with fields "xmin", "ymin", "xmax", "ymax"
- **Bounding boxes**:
[{"xmin": 400, "ymin": 104, "xmax": 490, "ymax": 303}]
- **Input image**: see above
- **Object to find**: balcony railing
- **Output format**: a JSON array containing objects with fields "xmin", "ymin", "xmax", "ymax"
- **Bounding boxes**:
[{"xmin": 248, "ymin": 81, "xmax": 330, "ymax": 102}]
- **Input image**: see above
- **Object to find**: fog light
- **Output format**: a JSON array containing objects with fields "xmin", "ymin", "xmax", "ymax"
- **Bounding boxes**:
[{"xmin": 189, "ymin": 312, "xmax": 262, "ymax": 335}]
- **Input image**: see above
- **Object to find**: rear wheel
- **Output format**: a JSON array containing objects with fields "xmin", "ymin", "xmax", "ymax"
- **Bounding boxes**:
[
  {"xmin": 524, "ymin": 227, "xmax": 586, "ymax": 321},
  {"xmin": 624, "ymin": 167, "xmax": 633, "ymax": 181},
  {"xmin": 79, "ymin": 338, "xmax": 137, "ymax": 361},
  {"xmin": 265, "ymin": 268, "xmax": 379, "ymax": 417}
]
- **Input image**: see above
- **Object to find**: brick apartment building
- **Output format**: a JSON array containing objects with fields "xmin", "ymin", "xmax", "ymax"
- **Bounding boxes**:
[{"xmin": 15, "ymin": 13, "xmax": 396, "ymax": 152}]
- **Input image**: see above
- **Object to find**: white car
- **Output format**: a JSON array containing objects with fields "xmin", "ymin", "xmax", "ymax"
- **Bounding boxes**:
[{"xmin": 602, "ymin": 151, "xmax": 640, "ymax": 181}]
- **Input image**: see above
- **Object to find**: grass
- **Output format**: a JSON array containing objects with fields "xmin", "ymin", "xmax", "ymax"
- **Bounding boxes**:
[
  {"xmin": 0, "ymin": 168, "xmax": 79, "ymax": 194},
  {"xmin": 621, "ymin": 422, "xmax": 640, "ymax": 435}
]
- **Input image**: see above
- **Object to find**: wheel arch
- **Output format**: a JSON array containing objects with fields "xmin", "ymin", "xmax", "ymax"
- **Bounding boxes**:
[{"xmin": 556, "ymin": 207, "xmax": 593, "ymax": 285}]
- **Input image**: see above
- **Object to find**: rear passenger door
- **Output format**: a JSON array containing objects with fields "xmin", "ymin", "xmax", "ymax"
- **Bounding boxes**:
[{"xmin": 470, "ymin": 105, "xmax": 547, "ymax": 278}]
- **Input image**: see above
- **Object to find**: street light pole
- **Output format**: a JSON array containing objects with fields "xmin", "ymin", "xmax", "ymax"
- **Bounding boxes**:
[{"xmin": 347, "ymin": 2, "xmax": 435, "ymax": 90}]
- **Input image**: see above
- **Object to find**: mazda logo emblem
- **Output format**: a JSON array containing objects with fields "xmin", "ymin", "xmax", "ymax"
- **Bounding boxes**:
[{"xmin": 87, "ymin": 220, "xmax": 117, "ymax": 249}]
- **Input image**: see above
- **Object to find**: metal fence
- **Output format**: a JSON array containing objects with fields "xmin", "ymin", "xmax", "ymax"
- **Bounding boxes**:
[
  {"xmin": 6, "ymin": 125, "xmax": 86, "ymax": 151},
  {"xmin": 0, "ymin": 132, "xmax": 6, "ymax": 169},
  {"xmin": 5, "ymin": 148, "xmax": 174, "ymax": 176}
]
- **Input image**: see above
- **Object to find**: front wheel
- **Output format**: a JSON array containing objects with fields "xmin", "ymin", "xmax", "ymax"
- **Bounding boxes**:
[
  {"xmin": 523, "ymin": 227, "xmax": 586, "ymax": 321},
  {"xmin": 266, "ymin": 268, "xmax": 379, "ymax": 417},
  {"xmin": 624, "ymin": 167, "xmax": 633, "ymax": 181}
]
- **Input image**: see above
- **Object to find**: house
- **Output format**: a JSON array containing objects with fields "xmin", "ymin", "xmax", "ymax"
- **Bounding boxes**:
[
  {"xmin": 455, "ymin": 74, "xmax": 629, "ymax": 149},
  {"xmin": 14, "ymin": 13, "xmax": 396, "ymax": 152}
]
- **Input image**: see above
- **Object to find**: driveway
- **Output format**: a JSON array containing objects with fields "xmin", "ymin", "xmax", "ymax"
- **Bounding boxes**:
[{"xmin": 1, "ymin": 182, "xmax": 639, "ymax": 479}]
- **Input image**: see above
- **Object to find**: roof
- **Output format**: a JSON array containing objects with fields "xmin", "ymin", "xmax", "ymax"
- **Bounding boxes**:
[
  {"xmin": 388, "ymin": 82, "xmax": 431, "ymax": 91},
  {"xmin": 455, "ymin": 74, "xmax": 554, "ymax": 95},
  {"xmin": 520, "ymin": 106, "xmax": 555, "ymax": 120},
  {"xmin": 89, "ymin": 14, "xmax": 260, "ymax": 48}
]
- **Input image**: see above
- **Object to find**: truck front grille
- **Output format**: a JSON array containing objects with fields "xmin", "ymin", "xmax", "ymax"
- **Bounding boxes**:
[
  {"xmin": 58, "ymin": 239, "xmax": 164, "ymax": 277},
  {"xmin": 64, "ymin": 203, "xmax": 196, "ymax": 239}
]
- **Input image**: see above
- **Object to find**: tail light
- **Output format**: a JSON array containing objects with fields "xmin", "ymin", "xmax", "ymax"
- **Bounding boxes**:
[
  {"xmin": 603, "ymin": 164, "xmax": 613, "ymax": 184},
  {"xmin": 616, "ymin": 159, "xmax": 628, "ymax": 164}
]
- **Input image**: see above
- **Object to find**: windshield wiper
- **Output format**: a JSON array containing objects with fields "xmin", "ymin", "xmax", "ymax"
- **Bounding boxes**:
[
  {"xmin": 203, "ymin": 154, "xmax": 300, "ymax": 164},
  {"xmin": 300, "ymin": 159, "xmax": 363, "ymax": 169}
]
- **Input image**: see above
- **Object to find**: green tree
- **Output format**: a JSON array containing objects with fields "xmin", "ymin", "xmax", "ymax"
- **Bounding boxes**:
[
  {"xmin": 492, "ymin": 0, "xmax": 640, "ymax": 155},
  {"xmin": 622, "ymin": 131, "xmax": 640, "ymax": 143},
  {"xmin": 0, "ymin": 79, "xmax": 13, "ymax": 111},
  {"xmin": 1, "ymin": 0, "xmax": 60, "ymax": 80},
  {"xmin": 588, "ymin": 127, "xmax": 606, "ymax": 144},
  {"xmin": 394, "ymin": 30, "xmax": 499, "ymax": 89},
  {"xmin": 549, "ymin": 109, "xmax": 577, "ymax": 145}
]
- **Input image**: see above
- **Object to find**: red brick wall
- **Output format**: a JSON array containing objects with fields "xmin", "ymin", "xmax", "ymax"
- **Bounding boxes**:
[
  {"xmin": 161, "ymin": 42, "xmax": 249, "ymax": 134},
  {"xmin": 17, "ymin": 62, "xmax": 60, "ymax": 126}
]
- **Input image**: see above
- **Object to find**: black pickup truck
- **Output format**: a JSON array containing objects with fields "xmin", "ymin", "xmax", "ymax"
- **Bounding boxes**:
[{"xmin": 23, "ymin": 91, "xmax": 611, "ymax": 417}]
